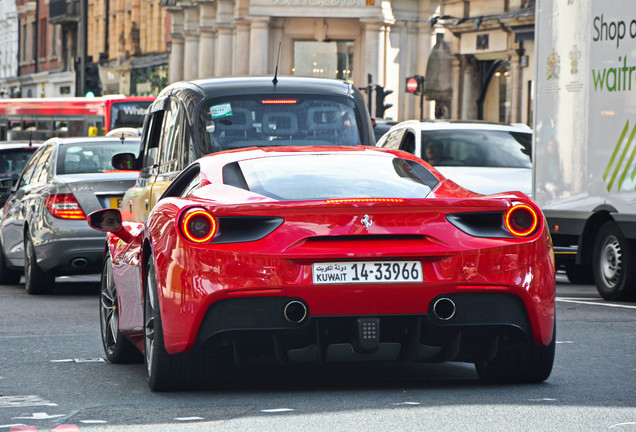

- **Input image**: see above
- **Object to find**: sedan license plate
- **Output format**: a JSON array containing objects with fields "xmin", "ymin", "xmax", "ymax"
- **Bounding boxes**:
[
  {"xmin": 109, "ymin": 197, "xmax": 123, "ymax": 209},
  {"xmin": 313, "ymin": 261, "xmax": 423, "ymax": 285}
]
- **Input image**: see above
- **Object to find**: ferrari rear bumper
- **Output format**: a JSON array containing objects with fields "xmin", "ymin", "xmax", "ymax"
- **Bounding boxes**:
[{"xmin": 192, "ymin": 292, "xmax": 533, "ymax": 366}]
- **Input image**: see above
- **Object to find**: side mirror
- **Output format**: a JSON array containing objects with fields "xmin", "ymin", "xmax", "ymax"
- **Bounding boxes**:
[
  {"xmin": 111, "ymin": 153, "xmax": 137, "ymax": 170},
  {"xmin": 87, "ymin": 208, "xmax": 133, "ymax": 243},
  {"xmin": 0, "ymin": 178, "xmax": 12, "ymax": 193}
]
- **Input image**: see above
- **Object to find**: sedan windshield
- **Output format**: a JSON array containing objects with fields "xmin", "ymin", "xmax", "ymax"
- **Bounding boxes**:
[
  {"xmin": 57, "ymin": 143, "xmax": 140, "ymax": 174},
  {"xmin": 201, "ymin": 95, "xmax": 363, "ymax": 152},
  {"xmin": 224, "ymin": 154, "xmax": 438, "ymax": 201},
  {"xmin": 420, "ymin": 130, "xmax": 532, "ymax": 168}
]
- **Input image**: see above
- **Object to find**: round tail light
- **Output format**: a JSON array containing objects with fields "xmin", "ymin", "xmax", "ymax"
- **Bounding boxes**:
[
  {"xmin": 179, "ymin": 209, "xmax": 217, "ymax": 243},
  {"xmin": 504, "ymin": 204, "xmax": 539, "ymax": 237}
]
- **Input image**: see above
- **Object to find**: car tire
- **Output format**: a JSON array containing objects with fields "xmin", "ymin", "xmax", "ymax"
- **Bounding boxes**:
[
  {"xmin": 144, "ymin": 255, "xmax": 195, "ymax": 391},
  {"xmin": 0, "ymin": 240, "xmax": 21, "ymax": 285},
  {"xmin": 593, "ymin": 221, "xmax": 636, "ymax": 301},
  {"xmin": 475, "ymin": 322, "xmax": 556, "ymax": 384},
  {"xmin": 100, "ymin": 254, "xmax": 142, "ymax": 364},
  {"xmin": 24, "ymin": 234, "xmax": 54, "ymax": 295}
]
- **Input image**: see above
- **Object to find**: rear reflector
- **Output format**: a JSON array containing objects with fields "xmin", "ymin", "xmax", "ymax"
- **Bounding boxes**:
[{"xmin": 45, "ymin": 193, "xmax": 87, "ymax": 220}]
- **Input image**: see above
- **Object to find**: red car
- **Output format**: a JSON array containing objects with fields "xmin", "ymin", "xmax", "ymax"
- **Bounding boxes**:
[{"xmin": 88, "ymin": 146, "xmax": 555, "ymax": 391}]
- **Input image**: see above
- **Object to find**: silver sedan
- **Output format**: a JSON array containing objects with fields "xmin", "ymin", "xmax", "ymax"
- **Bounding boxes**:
[{"xmin": 0, "ymin": 136, "xmax": 140, "ymax": 294}]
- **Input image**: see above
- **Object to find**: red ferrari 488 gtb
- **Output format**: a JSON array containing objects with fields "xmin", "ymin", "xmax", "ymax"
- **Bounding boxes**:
[{"xmin": 88, "ymin": 146, "xmax": 555, "ymax": 391}]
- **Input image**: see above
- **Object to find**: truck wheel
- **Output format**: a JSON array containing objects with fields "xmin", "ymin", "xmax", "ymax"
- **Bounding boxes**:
[{"xmin": 593, "ymin": 221, "xmax": 636, "ymax": 301}]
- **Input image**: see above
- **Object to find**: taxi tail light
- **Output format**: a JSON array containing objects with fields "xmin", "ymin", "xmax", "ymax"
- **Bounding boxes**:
[
  {"xmin": 504, "ymin": 204, "xmax": 539, "ymax": 237},
  {"xmin": 45, "ymin": 193, "xmax": 86, "ymax": 220},
  {"xmin": 178, "ymin": 209, "xmax": 218, "ymax": 243}
]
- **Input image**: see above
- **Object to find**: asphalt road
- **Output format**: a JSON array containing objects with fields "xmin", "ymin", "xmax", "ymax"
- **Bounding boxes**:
[{"xmin": 0, "ymin": 273, "xmax": 634, "ymax": 432}]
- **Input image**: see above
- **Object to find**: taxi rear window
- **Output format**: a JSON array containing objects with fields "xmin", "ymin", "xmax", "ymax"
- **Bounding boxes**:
[{"xmin": 202, "ymin": 95, "xmax": 364, "ymax": 152}]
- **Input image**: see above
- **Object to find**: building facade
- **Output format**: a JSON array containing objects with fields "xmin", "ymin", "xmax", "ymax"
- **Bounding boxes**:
[
  {"xmin": 94, "ymin": 0, "xmax": 171, "ymax": 96},
  {"xmin": 159, "ymin": 0, "xmax": 535, "ymax": 124},
  {"xmin": 434, "ymin": 0, "xmax": 536, "ymax": 125},
  {"xmin": 159, "ymin": 0, "xmax": 441, "ymax": 121},
  {"xmin": 1, "ymin": 0, "xmax": 536, "ymax": 126},
  {"xmin": 0, "ymin": 0, "xmax": 21, "ymax": 97},
  {"xmin": 12, "ymin": 0, "xmax": 69, "ymax": 98},
  {"xmin": 0, "ymin": 0, "xmax": 170, "ymax": 98}
]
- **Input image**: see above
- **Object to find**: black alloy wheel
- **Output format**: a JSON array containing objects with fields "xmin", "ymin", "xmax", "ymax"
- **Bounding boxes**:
[
  {"xmin": 100, "ymin": 255, "xmax": 142, "ymax": 363},
  {"xmin": 24, "ymin": 233, "xmax": 54, "ymax": 295}
]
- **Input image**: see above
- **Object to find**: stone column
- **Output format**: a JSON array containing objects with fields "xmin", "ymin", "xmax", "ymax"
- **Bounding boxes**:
[
  {"xmin": 417, "ymin": 21, "xmax": 434, "ymax": 120},
  {"xmin": 234, "ymin": 20, "xmax": 251, "ymax": 76},
  {"xmin": 215, "ymin": 0, "xmax": 234, "ymax": 77},
  {"xmin": 168, "ymin": 8, "xmax": 185, "ymax": 83},
  {"xmin": 249, "ymin": 18, "xmax": 270, "ymax": 75},
  {"xmin": 198, "ymin": 1, "xmax": 216, "ymax": 79},
  {"xmin": 450, "ymin": 55, "xmax": 462, "ymax": 120},
  {"xmin": 402, "ymin": 21, "xmax": 418, "ymax": 121},
  {"xmin": 460, "ymin": 56, "xmax": 479, "ymax": 120},
  {"xmin": 361, "ymin": 20, "xmax": 382, "ymax": 85},
  {"xmin": 198, "ymin": 28, "xmax": 216, "ymax": 79},
  {"xmin": 509, "ymin": 47, "xmax": 523, "ymax": 123},
  {"xmin": 182, "ymin": 4, "xmax": 200, "ymax": 81},
  {"xmin": 215, "ymin": 24, "xmax": 233, "ymax": 77},
  {"xmin": 183, "ymin": 32, "xmax": 199, "ymax": 81},
  {"xmin": 169, "ymin": 35, "xmax": 185, "ymax": 83}
]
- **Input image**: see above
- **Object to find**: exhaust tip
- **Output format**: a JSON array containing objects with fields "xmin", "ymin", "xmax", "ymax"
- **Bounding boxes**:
[
  {"xmin": 283, "ymin": 300, "xmax": 308, "ymax": 324},
  {"xmin": 71, "ymin": 258, "xmax": 88, "ymax": 268},
  {"xmin": 433, "ymin": 297, "xmax": 456, "ymax": 321}
]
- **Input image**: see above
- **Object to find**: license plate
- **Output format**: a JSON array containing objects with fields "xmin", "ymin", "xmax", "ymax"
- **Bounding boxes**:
[
  {"xmin": 109, "ymin": 197, "xmax": 123, "ymax": 209},
  {"xmin": 312, "ymin": 261, "xmax": 423, "ymax": 285}
]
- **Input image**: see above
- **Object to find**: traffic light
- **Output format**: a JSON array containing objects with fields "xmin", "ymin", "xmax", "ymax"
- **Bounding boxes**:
[
  {"xmin": 405, "ymin": 75, "xmax": 425, "ymax": 94},
  {"xmin": 84, "ymin": 62, "xmax": 102, "ymax": 97},
  {"xmin": 374, "ymin": 85, "xmax": 393, "ymax": 118}
]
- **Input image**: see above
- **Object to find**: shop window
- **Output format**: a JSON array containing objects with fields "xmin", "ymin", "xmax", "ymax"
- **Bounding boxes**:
[{"xmin": 292, "ymin": 40, "xmax": 354, "ymax": 81}]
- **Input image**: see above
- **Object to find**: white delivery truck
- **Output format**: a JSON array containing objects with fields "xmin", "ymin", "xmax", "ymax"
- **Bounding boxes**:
[{"xmin": 534, "ymin": 0, "xmax": 636, "ymax": 301}]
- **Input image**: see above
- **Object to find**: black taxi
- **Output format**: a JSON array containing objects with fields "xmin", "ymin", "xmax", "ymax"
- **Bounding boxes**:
[{"xmin": 120, "ymin": 76, "xmax": 374, "ymax": 221}]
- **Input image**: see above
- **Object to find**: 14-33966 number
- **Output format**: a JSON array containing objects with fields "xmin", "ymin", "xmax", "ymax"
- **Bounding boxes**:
[{"xmin": 312, "ymin": 261, "xmax": 423, "ymax": 284}]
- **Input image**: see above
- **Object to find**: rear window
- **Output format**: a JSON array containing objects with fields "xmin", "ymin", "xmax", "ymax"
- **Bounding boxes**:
[
  {"xmin": 420, "ymin": 130, "xmax": 532, "ymax": 168},
  {"xmin": 201, "ymin": 95, "xmax": 364, "ymax": 153},
  {"xmin": 222, "ymin": 154, "xmax": 438, "ymax": 201},
  {"xmin": 57, "ymin": 142, "xmax": 140, "ymax": 174},
  {"xmin": 0, "ymin": 148, "xmax": 38, "ymax": 181}
]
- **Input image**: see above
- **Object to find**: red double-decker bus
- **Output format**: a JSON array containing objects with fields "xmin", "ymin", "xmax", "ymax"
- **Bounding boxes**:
[{"xmin": 0, "ymin": 95, "xmax": 155, "ymax": 141}]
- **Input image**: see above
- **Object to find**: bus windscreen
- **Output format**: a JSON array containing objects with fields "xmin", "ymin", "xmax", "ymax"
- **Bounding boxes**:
[{"xmin": 110, "ymin": 101, "xmax": 153, "ymax": 130}]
